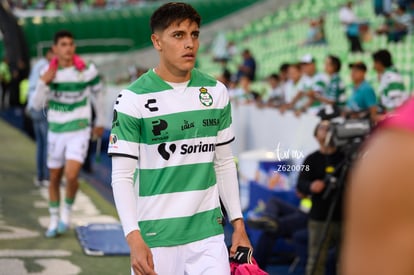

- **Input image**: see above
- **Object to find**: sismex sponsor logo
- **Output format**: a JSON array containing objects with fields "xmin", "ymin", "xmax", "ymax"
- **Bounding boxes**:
[{"xmin": 202, "ymin": 118, "xmax": 219, "ymax": 127}]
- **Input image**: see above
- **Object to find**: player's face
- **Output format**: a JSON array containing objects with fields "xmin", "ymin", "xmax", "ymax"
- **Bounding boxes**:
[
  {"xmin": 53, "ymin": 37, "xmax": 75, "ymax": 63},
  {"xmin": 152, "ymin": 19, "xmax": 200, "ymax": 77}
]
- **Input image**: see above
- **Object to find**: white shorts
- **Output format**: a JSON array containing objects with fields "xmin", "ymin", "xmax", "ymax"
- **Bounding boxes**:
[
  {"xmin": 47, "ymin": 128, "xmax": 90, "ymax": 168},
  {"xmin": 131, "ymin": 234, "xmax": 230, "ymax": 275}
]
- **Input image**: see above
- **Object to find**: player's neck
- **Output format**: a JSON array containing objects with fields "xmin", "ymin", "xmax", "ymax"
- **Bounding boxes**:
[
  {"xmin": 58, "ymin": 58, "xmax": 73, "ymax": 68},
  {"xmin": 154, "ymin": 65, "xmax": 191, "ymax": 83}
]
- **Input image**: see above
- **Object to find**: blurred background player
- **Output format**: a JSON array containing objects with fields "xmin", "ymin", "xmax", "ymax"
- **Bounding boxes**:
[{"xmin": 31, "ymin": 30, "xmax": 105, "ymax": 238}]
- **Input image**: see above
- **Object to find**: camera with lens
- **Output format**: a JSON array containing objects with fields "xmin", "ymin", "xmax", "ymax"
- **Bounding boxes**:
[{"xmin": 324, "ymin": 117, "xmax": 372, "ymax": 158}]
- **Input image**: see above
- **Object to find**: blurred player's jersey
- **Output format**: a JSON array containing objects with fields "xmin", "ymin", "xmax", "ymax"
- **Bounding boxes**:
[
  {"xmin": 108, "ymin": 69, "xmax": 234, "ymax": 248},
  {"xmin": 40, "ymin": 63, "xmax": 101, "ymax": 133}
]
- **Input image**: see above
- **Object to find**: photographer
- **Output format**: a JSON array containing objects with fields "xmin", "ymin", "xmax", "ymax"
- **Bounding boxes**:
[
  {"xmin": 297, "ymin": 120, "xmax": 345, "ymax": 275},
  {"xmin": 345, "ymin": 61, "xmax": 378, "ymax": 123}
]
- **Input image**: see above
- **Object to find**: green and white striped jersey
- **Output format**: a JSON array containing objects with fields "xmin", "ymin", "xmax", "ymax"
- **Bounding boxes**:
[
  {"xmin": 34, "ymin": 63, "xmax": 102, "ymax": 133},
  {"xmin": 324, "ymin": 74, "xmax": 346, "ymax": 106},
  {"xmin": 378, "ymin": 68, "xmax": 408, "ymax": 111},
  {"xmin": 108, "ymin": 69, "xmax": 234, "ymax": 248}
]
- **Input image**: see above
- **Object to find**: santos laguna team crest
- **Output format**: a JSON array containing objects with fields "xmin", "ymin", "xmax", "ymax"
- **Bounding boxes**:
[{"xmin": 199, "ymin": 87, "xmax": 213, "ymax": 107}]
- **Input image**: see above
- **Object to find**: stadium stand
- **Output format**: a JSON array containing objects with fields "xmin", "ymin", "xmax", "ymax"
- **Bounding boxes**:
[{"xmin": 197, "ymin": 0, "xmax": 414, "ymax": 96}]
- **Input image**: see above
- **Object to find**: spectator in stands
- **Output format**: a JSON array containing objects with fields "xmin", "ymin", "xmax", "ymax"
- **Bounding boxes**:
[
  {"xmin": 236, "ymin": 49, "xmax": 256, "ymax": 83},
  {"xmin": 0, "ymin": 56, "xmax": 12, "ymax": 109},
  {"xmin": 228, "ymin": 76, "xmax": 254, "ymax": 105},
  {"xmin": 281, "ymin": 63, "xmax": 310, "ymax": 115},
  {"xmin": 108, "ymin": 3, "xmax": 251, "ymax": 274},
  {"xmin": 265, "ymin": 73, "xmax": 285, "ymax": 108},
  {"xmin": 345, "ymin": 61, "xmax": 378, "ymax": 122},
  {"xmin": 279, "ymin": 63, "xmax": 290, "ymax": 84},
  {"xmin": 287, "ymin": 55, "xmax": 329, "ymax": 115},
  {"xmin": 296, "ymin": 120, "xmax": 345, "ymax": 275},
  {"xmin": 376, "ymin": 4, "xmax": 412, "ymax": 42},
  {"xmin": 31, "ymin": 30, "xmax": 105, "ymax": 238},
  {"xmin": 303, "ymin": 17, "xmax": 327, "ymax": 46},
  {"xmin": 313, "ymin": 55, "xmax": 346, "ymax": 120},
  {"xmin": 248, "ymin": 197, "xmax": 309, "ymax": 271},
  {"xmin": 26, "ymin": 48, "xmax": 54, "ymax": 187},
  {"xmin": 339, "ymin": 1, "xmax": 364, "ymax": 52},
  {"xmin": 373, "ymin": 0, "xmax": 393, "ymax": 15},
  {"xmin": 372, "ymin": 49, "xmax": 409, "ymax": 112},
  {"xmin": 277, "ymin": 63, "xmax": 290, "ymax": 103}
]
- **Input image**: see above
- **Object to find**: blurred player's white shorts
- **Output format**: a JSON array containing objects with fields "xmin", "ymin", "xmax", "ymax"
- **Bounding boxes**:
[
  {"xmin": 47, "ymin": 128, "xmax": 91, "ymax": 168},
  {"xmin": 131, "ymin": 234, "xmax": 230, "ymax": 275}
]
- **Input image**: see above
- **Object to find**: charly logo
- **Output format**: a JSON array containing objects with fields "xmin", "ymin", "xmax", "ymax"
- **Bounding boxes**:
[
  {"xmin": 199, "ymin": 87, "xmax": 213, "ymax": 107},
  {"xmin": 144, "ymin": 99, "xmax": 159, "ymax": 112},
  {"xmin": 158, "ymin": 143, "xmax": 176, "ymax": 160},
  {"xmin": 112, "ymin": 110, "xmax": 119, "ymax": 129}
]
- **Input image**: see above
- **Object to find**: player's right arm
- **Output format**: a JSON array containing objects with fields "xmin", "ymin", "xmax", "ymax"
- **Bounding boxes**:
[
  {"xmin": 111, "ymin": 156, "xmax": 156, "ymax": 275},
  {"xmin": 32, "ymin": 66, "xmax": 56, "ymax": 111},
  {"xmin": 109, "ymin": 89, "xmax": 156, "ymax": 275},
  {"xmin": 341, "ymin": 127, "xmax": 414, "ymax": 275}
]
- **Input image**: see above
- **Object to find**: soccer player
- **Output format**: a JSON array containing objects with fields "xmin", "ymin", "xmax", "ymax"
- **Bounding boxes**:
[
  {"xmin": 108, "ymin": 3, "xmax": 251, "ymax": 275},
  {"xmin": 32, "ymin": 30, "xmax": 105, "ymax": 237}
]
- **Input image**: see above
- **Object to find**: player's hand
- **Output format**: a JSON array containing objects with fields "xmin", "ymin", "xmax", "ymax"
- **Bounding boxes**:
[
  {"xmin": 40, "ymin": 67, "xmax": 57, "ymax": 84},
  {"xmin": 310, "ymin": 180, "xmax": 326, "ymax": 194},
  {"xmin": 230, "ymin": 219, "xmax": 252, "ymax": 257},
  {"xmin": 92, "ymin": 126, "xmax": 104, "ymax": 139},
  {"xmin": 126, "ymin": 230, "xmax": 157, "ymax": 275}
]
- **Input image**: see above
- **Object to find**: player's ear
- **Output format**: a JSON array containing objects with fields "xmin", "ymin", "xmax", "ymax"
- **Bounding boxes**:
[{"xmin": 151, "ymin": 33, "xmax": 161, "ymax": 51}]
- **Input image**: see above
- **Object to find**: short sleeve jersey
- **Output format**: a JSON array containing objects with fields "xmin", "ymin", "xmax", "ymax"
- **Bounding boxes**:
[
  {"xmin": 108, "ymin": 69, "xmax": 234, "ymax": 248},
  {"xmin": 347, "ymin": 80, "xmax": 377, "ymax": 112},
  {"xmin": 324, "ymin": 73, "xmax": 346, "ymax": 106},
  {"xmin": 378, "ymin": 68, "xmax": 408, "ymax": 111}
]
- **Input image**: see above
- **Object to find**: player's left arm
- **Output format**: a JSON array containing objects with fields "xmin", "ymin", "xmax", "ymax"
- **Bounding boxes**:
[
  {"xmin": 214, "ymin": 82, "xmax": 251, "ymax": 256},
  {"xmin": 214, "ymin": 143, "xmax": 251, "ymax": 256}
]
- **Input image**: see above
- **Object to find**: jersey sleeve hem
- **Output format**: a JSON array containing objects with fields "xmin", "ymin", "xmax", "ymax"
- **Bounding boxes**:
[
  {"xmin": 108, "ymin": 153, "xmax": 138, "ymax": 160},
  {"xmin": 216, "ymin": 137, "xmax": 235, "ymax": 147}
]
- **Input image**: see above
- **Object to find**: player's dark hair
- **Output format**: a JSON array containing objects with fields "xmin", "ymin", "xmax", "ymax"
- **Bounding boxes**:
[
  {"xmin": 327, "ymin": 55, "xmax": 341, "ymax": 73},
  {"xmin": 150, "ymin": 2, "xmax": 201, "ymax": 33},
  {"xmin": 53, "ymin": 30, "xmax": 74, "ymax": 44},
  {"xmin": 372, "ymin": 49, "xmax": 393, "ymax": 68}
]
